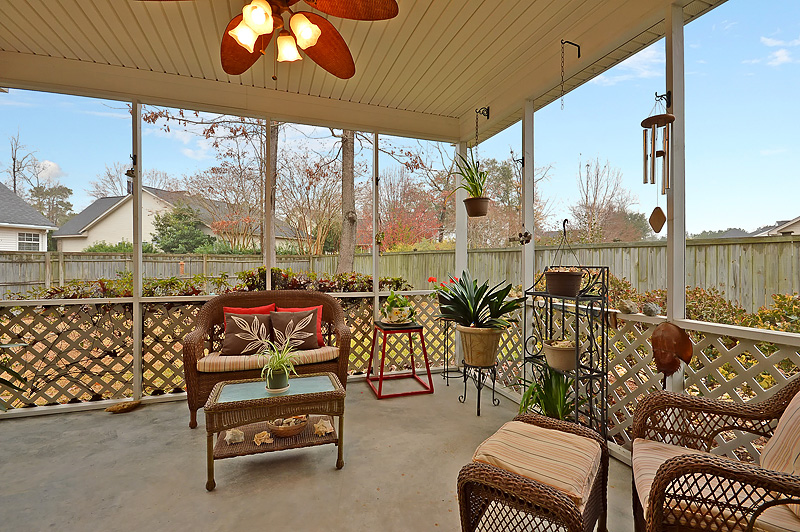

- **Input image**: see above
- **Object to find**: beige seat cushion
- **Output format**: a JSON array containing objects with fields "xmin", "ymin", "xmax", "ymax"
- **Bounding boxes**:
[
  {"xmin": 197, "ymin": 346, "xmax": 339, "ymax": 373},
  {"xmin": 472, "ymin": 420, "xmax": 602, "ymax": 511},
  {"xmin": 760, "ymin": 390, "xmax": 800, "ymax": 518},
  {"xmin": 632, "ymin": 438, "xmax": 800, "ymax": 532}
]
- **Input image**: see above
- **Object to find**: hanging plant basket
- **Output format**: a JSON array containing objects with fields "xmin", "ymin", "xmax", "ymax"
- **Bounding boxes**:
[
  {"xmin": 543, "ymin": 340, "xmax": 576, "ymax": 372},
  {"xmin": 464, "ymin": 197, "xmax": 490, "ymax": 217}
]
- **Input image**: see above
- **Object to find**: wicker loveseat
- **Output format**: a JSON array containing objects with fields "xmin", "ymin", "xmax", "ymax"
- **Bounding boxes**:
[
  {"xmin": 182, "ymin": 290, "xmax": 351, "ymax": 428},
  {"xmin": 632, "ymin": 376, "xmax": 800, "ymax": 532}
]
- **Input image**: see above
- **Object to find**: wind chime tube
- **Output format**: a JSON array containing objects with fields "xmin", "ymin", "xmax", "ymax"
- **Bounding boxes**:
[
  {"xmin": 643, "ymin": 129, "xmax": 649, "ymax": 184},
  {"xmin": 650, "ymin": 125, "xmax": 657, "ymax": 184},
  {"xmin": 664, "ymin": 124, "xmax": 670, "ymax": 192}
]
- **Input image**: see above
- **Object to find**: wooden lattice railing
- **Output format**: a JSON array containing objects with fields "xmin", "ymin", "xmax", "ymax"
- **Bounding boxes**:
[{"xmin": 2, "ymin": 294, "xmax": 798, "ymax": 465}]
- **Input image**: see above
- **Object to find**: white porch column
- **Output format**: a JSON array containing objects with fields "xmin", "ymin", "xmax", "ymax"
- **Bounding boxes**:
[
  {"xmin": 522, "ymin": 100, "xmax": 536, "ymax": 357},
  {"xmin": 131, "ymin": 101, "xmax": 143, "ymax": 400},
  {"xmin": 264, "ymin": 118, "xmax": 274, "ymax": 289},
  {"xmin": 372, "ymin": 132, "xmax": 380, "ymax": 321},
  {"xmin": 666, "ymin": 3, "xmax": 687, "ymax": 392},
  {"xmin": 455, "ymin": 141, "xmax": 468, "ymax": 276},
  {"xmin": 522, "ymin": 100, "xmax": 536, "ymax": 292}
]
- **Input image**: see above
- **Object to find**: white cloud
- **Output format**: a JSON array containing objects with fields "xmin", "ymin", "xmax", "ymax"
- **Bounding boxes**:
[
  {"xmin": 590, "ymin": 48, "xmax": 665, "ymax": 86},
  {"xmin": 83, "ymin": 110, "xmax": 130, "ymax": 120},
  {"xmin": 761, "ymin": 35, "xmax": 800, "ymax": 47},
  {"xmin": 760, "ymin": 147, "xmax": 788, "ymax": 156},
  {"xmin": 696, "ymin": 59, "xmax": 707, "ymax": 64},
  {"xmin": 180, "ymin": 137, "xmax": 215, "ymax": 161},
  {"xmin": 145, "ymin": 125, "xmax": 194, "ymax": 145},
  {"xmin": 767, "ymin": 48, "xmax": 793, "ymax": 66},
  {"xmin": 36, "ymin": 160, "xmax": 66, "ymax": 181},
  {"xmin": 741, "ymin": 58, "xmax": 762, "ymax": 64}
]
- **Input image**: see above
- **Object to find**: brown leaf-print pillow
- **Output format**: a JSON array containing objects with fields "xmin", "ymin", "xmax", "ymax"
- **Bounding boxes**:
[
  {"xmin": 270, "ymin": 309, "xmax": 318, "ymax": 351},
  {"xmin": 221, "ymin": 313, "xmax": 272, "ymax": 355}
]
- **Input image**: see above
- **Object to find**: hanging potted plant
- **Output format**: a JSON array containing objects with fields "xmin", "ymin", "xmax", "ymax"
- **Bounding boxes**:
[
  {"xmin": 449, "ymin": 149, "xmax": 489, "ymax": 217},
  {"xmin": 438, "ymin": 270, "xmax": 524, "ymax": 367},
  {"xmin": 544, "ymin": 266, "xmax": 584, "ymax": 298},
  {"xmin": 259, "ymin": 340, "xmax": 297, "ymax": 393}
]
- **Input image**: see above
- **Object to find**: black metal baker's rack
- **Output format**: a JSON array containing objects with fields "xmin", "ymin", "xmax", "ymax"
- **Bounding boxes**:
[{"xmin": 522, "ymin": 265, "xmax": 609, "ymax": 438}]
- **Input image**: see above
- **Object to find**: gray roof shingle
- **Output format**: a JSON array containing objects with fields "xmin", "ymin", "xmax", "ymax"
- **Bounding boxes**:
[
  {"xmin": 0, "ymin": 182, "xmax": 58, "ymax": 229},
  {"xmin": 52, "ymin": 196, "xmax": 125, "ymax": 237}
]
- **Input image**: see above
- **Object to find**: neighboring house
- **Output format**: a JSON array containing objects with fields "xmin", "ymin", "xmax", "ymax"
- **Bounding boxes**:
[
  {"xmin": 751, "ymin": 216, "xmax": 800, "ymax": 237},
  {"xmin": 0, "ymin": 182, "xmax": 57, "ymax": 251},
  {"xmin": 54, "ymin": 186, "xmax": 295, "ymax": 252}
]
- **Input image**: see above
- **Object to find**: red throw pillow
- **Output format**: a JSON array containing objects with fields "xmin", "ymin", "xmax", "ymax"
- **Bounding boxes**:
[
  {"xmin": 277, "ymin": 305, "xmax": 324, "ymax": 346},
  {"xmin": 222, "ymin": 303, "xmax": 275, "ymax": 325}
]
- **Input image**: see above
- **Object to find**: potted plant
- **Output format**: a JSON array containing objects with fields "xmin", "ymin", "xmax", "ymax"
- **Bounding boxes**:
[
  {"xmin": 449, "ymin": 149, "xmax": 489, "ymax": 217},
  {"xmin": 544, "ymin": 266, "xmax": 584, "ymax": 297},
  {"xmin": 381, "ymin": 290, "xmax": 415, "ymax": 324},
  {"xmin": 259, "ymin": 340, "xmax": 297, "ymax": 393},
  {"xmin": 437, "ymin": 270, "xmax": 524, "ymax": 367},
  {"xmin": 542, "ymin": 338, "xmax": 577, "ymax": 372},
  {"xmin": 518, "ymin": 366, "xmax": 578, "ymax": 420}
]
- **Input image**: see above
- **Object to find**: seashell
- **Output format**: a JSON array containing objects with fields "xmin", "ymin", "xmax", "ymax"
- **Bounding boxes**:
[
  {"xmin": 651, "ymin": 322, "xmax": 693, "ymax": 377},
  {"xmin": 105, "ymin": 400, "xmax": 141, "ymax": 414},
  {"xmin": 642, "ymin": 302, "xmax": 662, "ymax": 316},
  {"xmin": 224, "ymin": 428, "xmax": 244, "ymax": 445},
  {"xmin": 313, "ymin": 418, "xmax": 335, "ymax": 436},
  {"xmin": 254, "ymin": 431, "xmax": 274, "ymax": 445}
]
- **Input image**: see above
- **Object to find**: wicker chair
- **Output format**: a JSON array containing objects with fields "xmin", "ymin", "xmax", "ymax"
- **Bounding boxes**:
[
  {"xmin": 631, "ymin": 376, "xmax": 800, "ymax": 532},
  {"xmin": 182, "ymin": 290, "xmax": 350, "ymax": 428},
  {"xmin": 458, "ymin": 413, "xmax": 608, "ymax": 532}
]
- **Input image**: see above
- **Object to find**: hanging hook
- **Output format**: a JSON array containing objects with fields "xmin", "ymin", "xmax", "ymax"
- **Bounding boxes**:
[
  {"xmin": 655, "ymin": 91, "xmax": 671, "ymax": 108},
  {"xmin": 560, "ymin": 40, "xmax": 580, "ymax": 58},
  {"xmin": 475, "ymin": 106, "xmax": 489, "ymax": 120}
]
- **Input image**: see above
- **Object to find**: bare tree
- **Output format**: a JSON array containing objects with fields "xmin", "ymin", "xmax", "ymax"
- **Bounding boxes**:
[
  {"xmin": 88, "ymin": 162, "xmax": 176, "ymax": 199},
  {"xmin": 278, "ymin": 150, "xmax": 341, "ymax": 256},
  {"xmin": 3, "ymin": 133, "xmax": 36, "ymax": 195},
  {"xmin": 569, "ymin": 158, "xmax": 638, "ymax": 243}
]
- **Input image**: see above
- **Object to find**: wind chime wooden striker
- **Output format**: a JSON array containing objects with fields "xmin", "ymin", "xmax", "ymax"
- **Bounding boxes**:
[{"xmin": 641, "ymin": 92, "xmax": 675, "ymax": 232}]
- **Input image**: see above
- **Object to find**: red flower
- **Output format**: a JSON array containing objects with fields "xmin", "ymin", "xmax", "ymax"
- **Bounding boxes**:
[{"xmin": 428, "ymin": 276, "xmax": 437, "ymax": 283}]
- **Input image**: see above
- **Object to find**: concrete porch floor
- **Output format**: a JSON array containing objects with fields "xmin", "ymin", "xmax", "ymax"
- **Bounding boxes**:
[{"xmin": 0, "ymin": 376, "xmax": 633, "ymax": 531}]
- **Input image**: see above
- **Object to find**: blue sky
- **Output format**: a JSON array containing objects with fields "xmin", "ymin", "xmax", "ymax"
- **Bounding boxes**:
[{"xmin": 0, "ymin": 0, "xmax": 798, "ymax": 234}]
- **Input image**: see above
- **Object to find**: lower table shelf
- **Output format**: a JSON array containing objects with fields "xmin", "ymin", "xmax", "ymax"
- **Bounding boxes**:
[{"xmin": 213, "ymin": 415, "xmax": 338, "ymax": 460}]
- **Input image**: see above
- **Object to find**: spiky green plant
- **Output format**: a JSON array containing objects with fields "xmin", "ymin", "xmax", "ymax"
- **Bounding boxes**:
[
  {"xmin": 518, "ymin": 366, "xmax": 578, "ymax": 420},
  {"xmin": 437, "ymin": 270, "xmax": 524, "ymax": 329},
  {"xmin": 449, "ymin": 149, "xmax": 488, "ymax": 198}
]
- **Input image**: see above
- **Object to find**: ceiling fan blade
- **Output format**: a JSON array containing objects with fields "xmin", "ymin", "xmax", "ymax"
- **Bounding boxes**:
[
  {"xmin": 301, "ymin": 12, "xmax": 355, "ymax": 79},
  {"xmin": 220, "ymin": 14, "xmax": 271, "ymax": 76},
  {"xmin": 303, "ymin": 0, "xmax": 398, "ymax": 21}
]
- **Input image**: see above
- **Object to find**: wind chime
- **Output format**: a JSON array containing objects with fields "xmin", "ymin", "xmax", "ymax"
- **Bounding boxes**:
[{"xmin": 641, "ymin": 92, "xmax": 675, "ymax": 233}]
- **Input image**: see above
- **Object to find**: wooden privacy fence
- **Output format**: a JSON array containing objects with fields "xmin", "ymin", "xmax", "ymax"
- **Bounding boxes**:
[{"xmin": 1, "ymin": 235, "xmax": 798, "ymax": 312}]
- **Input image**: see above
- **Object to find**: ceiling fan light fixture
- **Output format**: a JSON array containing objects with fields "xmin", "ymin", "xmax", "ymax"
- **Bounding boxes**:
[
  {"xmin": 242, "ymin": 0, "xmax": 273, "ymax": 35},
  {"xmin": 290, "ymin": 13, "xmax": 321, "ymax": 49},
  {"xmin": 228, "ymin": 20, "xmax": 258, "ymax": 53},
  {"xmin": 276, "ymin": 30, "xmax": 302, "ymax": 62}
]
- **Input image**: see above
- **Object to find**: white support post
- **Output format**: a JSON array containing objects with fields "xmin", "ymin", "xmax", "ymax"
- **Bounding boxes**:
[
  {"xmin": 455, "ymin": 142, "xmax": 468, "ymax": 276},
  {"xmin": 666, "ymin": 3, "xmax": 686, "ymax": 392},
  {"xmin": 264, "ymin": 118, "xmax": 274, "ymax": 289},
  {"xmin": 522, "ymin": 100, "xmax": 536, "ymax": 358},
  {"xmin": 131, "ymin": 101, "xmax": 143, "ymax": 400},
  {"xmin": 372, "ymin": 132, "xmax": 380, "ymax": 322}
]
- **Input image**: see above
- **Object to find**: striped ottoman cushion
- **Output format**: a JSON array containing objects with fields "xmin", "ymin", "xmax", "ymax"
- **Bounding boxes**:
[
  {"xmin": 633, "ymin": 438, "xmax": 800, "ymax": 532},
  {"xmin": 472, "ymin": 420, "xmax": 602, "ymax": 510},
  {"xmin": 197, "ymin": 346, "xmax": 339, "ymax": 373}
]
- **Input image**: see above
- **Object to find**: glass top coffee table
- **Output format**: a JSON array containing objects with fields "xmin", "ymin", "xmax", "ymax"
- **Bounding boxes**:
[{"xmin": 203, "ymin": 372, "xmax": 346, "ymax": 491}]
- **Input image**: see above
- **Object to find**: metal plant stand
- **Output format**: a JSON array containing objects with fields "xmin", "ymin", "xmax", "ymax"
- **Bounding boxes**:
[
  {"xmin": 459, "ymin": 361, "xmax": 499, "ymax": 416},
  {"xmin": 523, "ymin": 266, "xmax": 609, "ymax": 438},
  {"xmin": 439, "ymin": 318, "xmax": 461, "ymax": 385}
]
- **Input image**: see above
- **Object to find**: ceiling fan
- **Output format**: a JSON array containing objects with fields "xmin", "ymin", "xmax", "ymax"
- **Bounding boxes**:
[{"xmin": 139, "ymin": 0, "xmax": 399, "ymax": 79}]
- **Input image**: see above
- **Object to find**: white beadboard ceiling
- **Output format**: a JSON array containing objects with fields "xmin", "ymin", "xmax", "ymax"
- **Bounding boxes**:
[{"xmin": 0, "ymin": 0, "xmax": 725, "ymax": 142}]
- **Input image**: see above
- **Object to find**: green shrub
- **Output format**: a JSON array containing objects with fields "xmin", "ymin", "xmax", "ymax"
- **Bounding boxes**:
[{"xmin": 83, "ymin": 240, "xmax": 157, "ymax": 253}]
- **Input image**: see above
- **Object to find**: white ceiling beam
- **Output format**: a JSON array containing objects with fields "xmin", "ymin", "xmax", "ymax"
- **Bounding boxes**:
[{"xmin": 0, "ymin": 51, "xmax": 461, "ymax": 142}]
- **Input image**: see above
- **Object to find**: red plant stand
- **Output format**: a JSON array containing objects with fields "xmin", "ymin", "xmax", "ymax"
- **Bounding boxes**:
[{"xmin": 366, "ymin": 321, "xmax": 434, "ymax": 399}]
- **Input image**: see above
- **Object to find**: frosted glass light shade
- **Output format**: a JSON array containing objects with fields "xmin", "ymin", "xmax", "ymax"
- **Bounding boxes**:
[
  {"xmin": 242, "ymin": 0, "xmax": 273, "ymax": 35},
  {"xmin": 229, "ymin": 21, "xmax": 258, "ymax": 53},
  {"xmin": 276, "ymin": 30, "xmax": 302, "ymax": 62},
  {"xmin": 290, "ymin": 13, "xmax": 321, "ymax": 49}
]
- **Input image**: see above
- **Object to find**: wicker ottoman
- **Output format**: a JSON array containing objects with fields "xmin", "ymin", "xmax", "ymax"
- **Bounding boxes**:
[{"xmin": 457, "ymin": 413, "xmax": 608, "ymax": 532}]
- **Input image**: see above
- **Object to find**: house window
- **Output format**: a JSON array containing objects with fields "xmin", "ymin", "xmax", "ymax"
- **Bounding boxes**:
[{"xmin": 18, "ymin": 232, "xmax": 40, "ymax": 251}]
